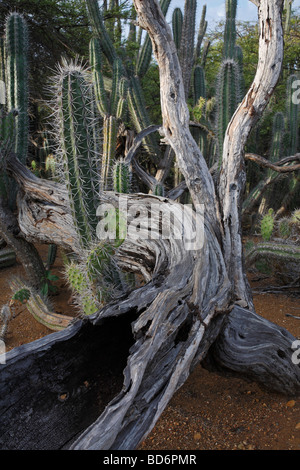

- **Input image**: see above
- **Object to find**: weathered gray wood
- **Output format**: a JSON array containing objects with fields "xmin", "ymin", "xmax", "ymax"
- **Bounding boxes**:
[
  {"xmin": 218, "ymin": 0, "xmax": 285, "ymax": 307},
  {"xmin": 203, "ymin": 306, "xmax": 300, "ymax": 396},
  {"xmin": 0, "ymin": 0, "xmax": 298, "ymax": 453}
]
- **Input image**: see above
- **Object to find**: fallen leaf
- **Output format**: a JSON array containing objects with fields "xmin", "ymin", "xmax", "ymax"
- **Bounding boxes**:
[
  {"xmin": 193, "ymin": 433, "xmax": 201, "ymax": 440},
  {"xmin": 286, "ymin": 400, "xmax": 296, "ymax": 408},
  {"xmin": 295, "ymin": 423, "xmax": 300, "ymax": 430}
]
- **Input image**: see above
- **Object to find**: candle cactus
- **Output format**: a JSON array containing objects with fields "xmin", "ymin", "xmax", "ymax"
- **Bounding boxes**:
[
  {"xmin": 55, "ymin": 61, "xmax": 100, "ymax": 248},
  {"xmin": 5, "ymin": 12, "xmax": 29, "ymax": 164}
]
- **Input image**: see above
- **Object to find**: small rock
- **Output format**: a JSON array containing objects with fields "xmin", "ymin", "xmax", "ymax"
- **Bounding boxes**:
[{"xmin": 193, "ymin": 433, "xmax": 201, "ymax": 440}]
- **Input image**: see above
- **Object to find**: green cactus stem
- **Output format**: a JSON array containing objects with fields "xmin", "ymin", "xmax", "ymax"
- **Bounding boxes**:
[
  {"xmin": 234, "ymin": 45, "xmax": 245, "ymax": 96},
  {"xmin": 11, "ymin": 277, "xmax": 72, "ymax": 330},
  {"xmin": 260, "ymin": 208, "xmax": 275, "ymax": 241},
  {"xmin": 172, "ymin": 7, "xmax": 183, "ymax": 52},
  {"xmin": 194, "ymin": 4, "xmax": 208, "ymax": 62},
  {"xmin": 245, "ymin": 241, "xmax": 300, "ymax": 270},
  {"xmin": 258, "ymin": 112, "xmax": 285, "ymax": 214},
  {"xmin": 46, "ymin": 244, "xmax": 57, "ymax": 271},
  {"xmin": 0, "ymin": 247, "xmax": 16, "ymax": 268},
  {"xmin": 127, "ymin": 76, "xmax": 160, "ymax": 163},
  {"xmin": 216, "ymin": 58, "xmax": 241, "ymax": 165},
  {"xmin": 85, "ymin": 0, "xmax": 117, "ymax": 65},
  {"xmin": 285, "ymin": 74, "xmax": 299, "ymax": 155},
  {"xmin": 193, "ymin": 65, "xmax": 206, "ymax": 102},
  {"xmin": 56, "ymin": 62, "xmax": 99, "ymax": 248},
  {"xmin": 113, "ymin": 159, "xmax": 132, "ymax": 194},
  {"xmin": 136, "ymin": 0, "xmax": 171, "ymax": 78},
  {"xmin": 153, "ymin": 182, "xmax": 165, "ymax": 197},
  {"xmin": 5, "ymin": 12, "xmax": 29, "ymax": 163},
  {"xmin": 284, "ymin": 0, "xmax": 292, "ymax": 34},
  {"xmin": 223, "ymin": 0, "xmax": 237, "ymax": 59},
  {"xmin": 101, "ymin": 115, "xmax": 118, "ymax": 190},
  {"xmin": 65, "ymin": 261, "xmax": 98, "ymax": 315},
  {"xmin": 179, "ymin": 0, "xmax": 197, "ymax": 98},
  {"xmin": 89, "ymin": 37, "xmax": 109, "ymax": 117},
  {"xmin": 0, "ymin": 109, "xmax": 16, "ymax": 151}
]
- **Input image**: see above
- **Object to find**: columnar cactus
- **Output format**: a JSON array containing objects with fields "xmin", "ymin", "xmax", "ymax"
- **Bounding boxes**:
[
  {"xmin": 258, "ymin": 111, "xmax": 285, "ymax": 214},
  {"xmin": 127, "ymin": 76, "xmax": 160, "ymax": 163},
  {"xmin": 153, "ymin": 182, "xmax": 165, "ymax": 197},
  {"xmin": 194, "ymin": 4, "xmax": 208, "ymax": 62},
  {"xmin": 193, "ymin": 65, "xmax": 206, "ymax": 102},
  {"xmin": 5, "ymin": 12, "xmax": 29, "ymax": 164},
  {"xmin": 0, "ymin": 37, "xmax": 5, "ymax": 110},
  {"xmin": 172, "ymin": 8, "xmax": 183, "ymax": 52},
  {"xmin": 178, "ymin": 0, "xmax": 197, "ymax": 98},
  {"xmin": 55, "ymin": 62, "xmax": 100, "ymax": 248},
  {"xmin": 101, "ymin": 115, "xmax": 118, "ymax": 190},
  {"xmin": 136, "ymin": 0, "xmax": 171, "ymax": 78},
  {"xmin": 270, "ymin": 112, "xmax": 285, "ymax": 162},
  {"xmin": 216, "ymin": 59, "xmax": 241, "ymax": 164},
  {"xmin": 285, "ymin": 74, "xmax": 299, "ymax": 155},
  {"xmin": 85, "ymin": 0, "xmax": 117, "ymax": 65},
  {"xmin": 113, "ymin": 159, "xmax": 132, "ymax": 194},
  {"xmin": 223, "ymin": 0, "xmax": 237, "ymax": 59}
]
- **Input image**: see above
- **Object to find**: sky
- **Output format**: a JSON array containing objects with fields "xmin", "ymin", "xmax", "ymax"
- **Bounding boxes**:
[{"xmin": 167, "ymin": 0, "xmax": 300, "ymax": 28}]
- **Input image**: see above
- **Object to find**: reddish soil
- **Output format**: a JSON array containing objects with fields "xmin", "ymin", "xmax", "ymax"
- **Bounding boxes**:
[{"xmin": 0, "ymin": 244, "xmax": 299, "ymax": 451}]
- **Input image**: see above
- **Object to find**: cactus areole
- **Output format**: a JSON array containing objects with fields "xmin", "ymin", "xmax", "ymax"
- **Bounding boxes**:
[{"xmin": 0, "ymin": 0, "xmax": 299, "ymax": 453}]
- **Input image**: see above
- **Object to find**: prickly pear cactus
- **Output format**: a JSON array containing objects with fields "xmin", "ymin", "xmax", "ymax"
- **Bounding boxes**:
[
  {"xmin": 278, "ymin": 218, "xmax": 292, "ymax": 239},
  {"xmin": 260, "ymin": 208, "xmax": 275, "ymax": 241},
  {"xmin": 65, "ymin": 261, "xmax": 98, "ymax": 316}
]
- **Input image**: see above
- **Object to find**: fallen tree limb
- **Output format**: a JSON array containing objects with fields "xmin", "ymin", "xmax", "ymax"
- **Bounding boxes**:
[{"xmin": 245, "ymin": 152, "xmax": 300, "ymax": 172}]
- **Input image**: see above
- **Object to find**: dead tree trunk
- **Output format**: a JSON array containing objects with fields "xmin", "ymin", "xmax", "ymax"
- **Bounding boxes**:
[{"xmin": 0, "ymin": 0, "xmax": 299, "ymax": 451}]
